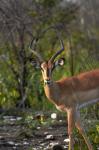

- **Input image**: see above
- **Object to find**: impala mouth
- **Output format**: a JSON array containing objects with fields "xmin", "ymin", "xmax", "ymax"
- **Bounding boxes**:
[{"xmin": 44, "ymin": 79, "xmax": 52, "ymax": 85}]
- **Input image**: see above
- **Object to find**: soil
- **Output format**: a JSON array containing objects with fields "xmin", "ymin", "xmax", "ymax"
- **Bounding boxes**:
[
  {"xmin": 0, "ymin": 111, "xmax": 98, "ymax": 150},
  {"xmin": 0, "ymin": 113, "xmax": 69, "ymax": 150}
]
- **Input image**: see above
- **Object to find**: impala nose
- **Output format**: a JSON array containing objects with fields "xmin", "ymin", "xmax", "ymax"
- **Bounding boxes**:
[
  {"xmin": 45, "ymin": 79, "xmax": 50, "ymax": 82},
  {"xmin": 45, "ymin": 77, "xmax": 50, "ymax": 81}
]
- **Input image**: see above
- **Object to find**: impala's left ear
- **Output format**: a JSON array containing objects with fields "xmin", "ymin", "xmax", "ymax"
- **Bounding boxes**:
[{"xmin": 54, "ymin": 58, "xmax": 65, "ymax": 67}]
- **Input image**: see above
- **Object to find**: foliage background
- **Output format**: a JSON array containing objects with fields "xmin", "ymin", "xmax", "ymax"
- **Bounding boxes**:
[{"xmin": 0, "ymin": 0, "xmax": 99, "ymax": 110}]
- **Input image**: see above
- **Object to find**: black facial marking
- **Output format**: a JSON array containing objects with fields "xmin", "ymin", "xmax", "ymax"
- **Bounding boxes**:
[{"xmin": 46, "ymin": 68, "xmax": 50, "ymax": 77}]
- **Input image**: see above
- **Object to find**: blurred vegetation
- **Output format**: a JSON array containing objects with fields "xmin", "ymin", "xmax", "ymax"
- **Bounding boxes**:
[{"xmin": 0, "ymin": 0, "xmax": 99, "ymax": 117}]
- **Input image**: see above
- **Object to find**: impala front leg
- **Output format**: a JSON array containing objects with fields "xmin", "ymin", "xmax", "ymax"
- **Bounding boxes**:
[{"xmin": 67, "ymin": 108, "xmax": 75, "ymax": 150}]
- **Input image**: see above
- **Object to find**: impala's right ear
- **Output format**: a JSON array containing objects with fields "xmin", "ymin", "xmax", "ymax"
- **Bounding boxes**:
[{"xmin": 30, "ymin": 59, "xmax": 41, "ymax": 69}]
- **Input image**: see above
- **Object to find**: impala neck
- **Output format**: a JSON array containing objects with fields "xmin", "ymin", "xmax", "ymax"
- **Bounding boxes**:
[{"xmin": 43, "ymin": 78, "xmax": 61, "ymax": 106}]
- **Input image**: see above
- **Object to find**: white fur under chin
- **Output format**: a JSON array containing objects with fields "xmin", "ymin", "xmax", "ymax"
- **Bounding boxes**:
[{"xmin": 44, "ymin": 80, "xmax": 53, "ymax": 85}]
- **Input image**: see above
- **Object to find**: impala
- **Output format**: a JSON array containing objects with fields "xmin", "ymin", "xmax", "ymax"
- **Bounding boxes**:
[{"xmin": 30, "ymin": 33, "xmax": 99, "ymax": 150}]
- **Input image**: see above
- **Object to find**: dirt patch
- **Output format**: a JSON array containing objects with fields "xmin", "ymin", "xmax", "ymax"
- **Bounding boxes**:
[
  {"xmin": 0, "ymin": 113, "xmax": 69, "ymax": 150},
  {"xmin": 0, "ymin": 112, "xmax": 98, "ymax": 150}
]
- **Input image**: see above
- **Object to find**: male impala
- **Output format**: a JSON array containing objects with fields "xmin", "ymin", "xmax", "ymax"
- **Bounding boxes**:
[{"xmin": 30, "ymin": 34, "xmax": 99, "ymax": 150}]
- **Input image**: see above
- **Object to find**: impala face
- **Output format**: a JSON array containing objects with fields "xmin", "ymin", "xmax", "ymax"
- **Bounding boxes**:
[
  {"xmin": 40, "ymin": 58, "xmax": 65, "ymax": 85},
  {"xmin": 41, "ymin": 61, "xmax": 53, "ymax": 84}
]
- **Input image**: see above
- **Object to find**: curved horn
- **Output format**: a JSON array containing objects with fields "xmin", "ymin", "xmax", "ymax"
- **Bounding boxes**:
[
  {"xmin": 29, "ymin": 26, "xmax": 64, "ymax": 62},
  {"xmin": 49, "ymin": 29, "xmax": 64, "ymax": 62},
  {"xmin": 29, "ymin": 37, "xmax": 43, "ymax": 62}
]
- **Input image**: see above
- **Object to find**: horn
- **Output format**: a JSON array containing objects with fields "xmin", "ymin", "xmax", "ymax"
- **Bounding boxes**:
[
  {"xmin": 49, "ymin": 27, "xmax": 64, "ymax": 62},
  {"xmin": 29, "ymin": 37, "xmax": 43, "ymax": 62}
]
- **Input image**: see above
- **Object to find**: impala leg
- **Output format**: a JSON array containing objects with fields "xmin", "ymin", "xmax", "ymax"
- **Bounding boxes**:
[
  {"xmin": 75, "ymin": 112, "xmax": 93, "ymax": 150},
  {"xmin": 67, "ymin": 109, "xmax": 75, "ymax": 150}
]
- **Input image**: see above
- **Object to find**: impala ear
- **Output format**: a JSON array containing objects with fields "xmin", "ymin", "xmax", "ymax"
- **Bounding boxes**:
[
  {"xmin": 55, "ymin": 58, "xmax": 65, "ymax": 67},
  {"xmin": 58, "ymin": 58, "xmax": 65, "ymax": 66},
  {"xmin": 30, "ymin": 59, "xmax": 41, "ymax": 69}
]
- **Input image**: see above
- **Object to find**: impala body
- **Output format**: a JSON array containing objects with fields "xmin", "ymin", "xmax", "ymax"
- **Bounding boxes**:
[
  {"xmin": 30, "ymin": 30, "xmax": 99, "ymax": 150},
  {"xmin": 42, "ymin": 67, "xmax": 99, "ymax": 111}
]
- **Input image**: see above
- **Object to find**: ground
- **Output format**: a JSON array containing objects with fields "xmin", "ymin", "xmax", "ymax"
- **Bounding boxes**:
[{"xmin": 0, "ymin": 110, "xmax": 98, "ymax": 150}]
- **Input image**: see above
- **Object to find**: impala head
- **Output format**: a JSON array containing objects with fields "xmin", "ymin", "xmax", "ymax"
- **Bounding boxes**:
[
  {"xmin": 40, "ymin": 58, "xmax": 65, "ymax": 85},
  {"xmin": 29, "ymin": 29, "xmax": 65, "ymax": 85}
]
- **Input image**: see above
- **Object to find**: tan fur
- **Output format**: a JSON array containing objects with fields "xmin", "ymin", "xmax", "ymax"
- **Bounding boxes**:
[
  {"xmin": 44, "ymin": 69, "xmax": 99, "ymax": 108},
  {"xmin": 57, "ymin": 69, "xmax": 99, "ymax": 92}
]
